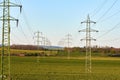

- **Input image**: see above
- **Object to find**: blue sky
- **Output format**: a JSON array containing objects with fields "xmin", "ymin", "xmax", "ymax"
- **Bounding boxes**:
[{"xmin": 1, "ymin": 0, "xmax": 120, "ymax": 48}]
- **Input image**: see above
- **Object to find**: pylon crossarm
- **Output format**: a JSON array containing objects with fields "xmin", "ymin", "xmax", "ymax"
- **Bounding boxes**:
[
  {"xmin": 0, "ymin": 2, "xmax": 21, "ymax": 7},
  {"xmin": 90, "ymin": 28, "xmax": 99, "ymax": 32},
  {"xmin": 81, "ymin": 20, "xmax": 96, "ymax": 24},
  {"xmin": 0, "ymin": 18, "xmax": 18, "ymax": 21},
  {"xmin": 79, "ymin": 29, "xmax": 86, "ymax": 32},
  {"xmin": 0, "ymin": 17, "xmax": 19, "ymax": 27},
  {"xmin": 89, "ymin": 20, "xmax": 96, "ymax": 24},
  {"xmin": 0, "ymin": 2, "xmax": 22, "ymax": 13}
]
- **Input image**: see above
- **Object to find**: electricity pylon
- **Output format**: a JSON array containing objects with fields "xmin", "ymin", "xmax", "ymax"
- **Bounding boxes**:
[
  {"xmin": 46, "ymin": 38, "xmax": 51, "ymax": 46},
  {"xmin": 42, "ymin": 36, "xmax": 46, "ymax": 47},
  {"xmin": 58, "ymin": 39, "xmax": 65, "ymax": 47},
  {"xmin": 0, "ymin": 0, "xmax": 22, "ymax": 80},
  {"xmin": 78, "ymin": 15, "xmax": 98, "ymax": 73},
  {"xmin": 42, "ymin": 36, "xmax": 51, "ymax": 46},
  {"xmin": 65, "ymin": 34, "xmax": 72, "ymax": 59},
  {"xmin": 33, "ymin": 31, "xmax": 42, "ymax": 62}
]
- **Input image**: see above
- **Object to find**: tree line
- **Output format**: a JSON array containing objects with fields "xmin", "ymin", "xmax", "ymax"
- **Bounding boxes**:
[{"xmin": 10, "ymin": 44, "xmax": 120, "ymax": 54}]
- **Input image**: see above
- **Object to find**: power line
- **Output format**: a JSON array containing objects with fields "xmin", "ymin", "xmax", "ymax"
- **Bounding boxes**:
[
  {"xmin": 15, "ymin": 0, "xmax": 34, "ymax": 38},
  {"xmin": 6, "ymin": 0, "xmax": 31, "ymax": 45},
  {"xmin": 90, "ymin": 0, "xmax": 118, "ymax": 29},
  {"xmin": 91, "ymin": 0, "xmax": 108, "ymax": 17},
  {"xmin": 18, "ymin": 23, "xmax": 32, "ymax": 44},
  {"xmin": 97, "ymin": 22, "xmax": 120, "ymax": 39},
  {"xmin": 90, "ymin": 0, "xmax": 119, "ymax": 41},
  {"xmin": 10, "ymin": 26, "xmax": 31, "ymax": 45},
  {"xmin": 22, "ymin": 9, "xmax": 34, "ymax": 37},
  {"xmin": 100, "ymin": 9, "xmax": 120, "ymax": 22},
  {"xmin": 11, "ymin": 32, "xmax": 26, "ymax": 44},
  {"xmin": 97, "ymin": 0, "xmax": 118, "ymax": 22}
]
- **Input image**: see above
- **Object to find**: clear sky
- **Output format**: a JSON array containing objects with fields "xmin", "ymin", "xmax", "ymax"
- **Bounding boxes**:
[{"xmin": 0, "ymin": 0, "xmax": 120, "ymax": 48}]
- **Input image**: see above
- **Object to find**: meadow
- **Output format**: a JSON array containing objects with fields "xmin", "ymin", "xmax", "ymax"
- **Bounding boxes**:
[{"xmin": 6, "ymin": 56, "xmax": 120, "ymax": 80}]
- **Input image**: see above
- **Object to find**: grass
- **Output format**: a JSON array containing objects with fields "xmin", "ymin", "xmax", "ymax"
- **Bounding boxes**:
[
  {"xmin": 0, "ymin": 48, "xmax": 119, "ymax": 80},
  {"xmin": 0, "ymin": 56, "xmax": 118, "ymax": 80}
]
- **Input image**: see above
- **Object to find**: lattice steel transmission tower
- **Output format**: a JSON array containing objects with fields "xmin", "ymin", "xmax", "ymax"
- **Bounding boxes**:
[
  {"xmin": 0, "ymin": 0, "xmax": 22, "ymax": 80},
  {"xmin": 65, "ymin": 34, "xmax": 72, "ymax": 59},
  {"xmin": 45, "ymin": 38, "xmax": 51, "ymax": 46},
  {"xmin": 33, "ymin": 31, "xmax": 43, "ymax": 62},
  {"xmin": 78, "ymin": 15, "xmax": 98, "ymax": 73},
  {"xmin": 58, "ymin": 39, "xmax": 65, "ymax": 47}
]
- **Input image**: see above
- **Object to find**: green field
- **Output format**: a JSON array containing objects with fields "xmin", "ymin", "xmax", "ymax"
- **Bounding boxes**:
[{"xmin": 2, "ymin": 56, "xmax": 119, "ymax": 80}]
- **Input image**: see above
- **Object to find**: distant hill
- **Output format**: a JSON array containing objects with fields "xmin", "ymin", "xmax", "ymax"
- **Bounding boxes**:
[
  {"xmin": 10, "ymin": 44, "xmax": 64, "ymax": 50},
  {"xmin": 41, "ymin": 45, "xmax": 64, "ymax": 50}
]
